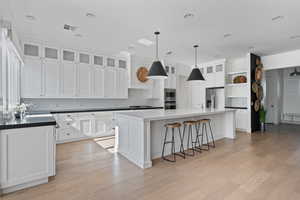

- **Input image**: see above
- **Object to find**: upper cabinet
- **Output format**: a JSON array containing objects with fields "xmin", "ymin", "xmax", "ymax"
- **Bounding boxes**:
[
  {"xmin": 164, "ymin": 65, "xmax": 176, "ymax": 89},
  {"xmin": 21, "ymin": 41, "xmax": 129, "ymax": 99},
  {"xmin": 77, "ymin": 53, "xmax": 92, "ymax": 97},
  {"xmin": 61, "ymin": 49, "xmax": 77, "ymax": 97},
  {"xmin": 200, "ymin": 59, "xmax": 225, "ymax": 88},
  {"xmin": 43, "ymin": 46, "xmax": 60, "ymax": 97}
]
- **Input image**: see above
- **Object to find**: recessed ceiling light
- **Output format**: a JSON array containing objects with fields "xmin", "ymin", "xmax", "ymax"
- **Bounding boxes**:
[
  {"xmin": 128, "ymin": 44, "xmax": 135, "ymax": 50},
  {"xmin": 166, "ymin": 51, "xmax": 173, "ymax": 55},
  {"xmin": 223, "ymin": 33, "xmax": 232, "ymax": 38},
  {"xmin": 74, "ymin": 33, "xmax": 83, "ymax": 37},
  {"xmin": 184, "ymin": 13, "xmax": 194, "ymax": 19},
  {"xmin": 25, "ymin": 15, "xmax": 36, "ymax": 21},
  {"xmin": 290, "ymin": 35, "xmax": 300, "ymax": 39},
  {"xmin": 248, "ymin": 46, "xmax": 255, "ymax": 51},
  {"xmin": 86, "ymin": 13, "xmax": 96, "ymax": 18},
  {"xmin": 272, "ymin": 15, "xmax": 284, "ymax": 21},
  {"xmin": 137, "ymin": 38, "xmax": 153, "ymax": 46},
  {"xmin": 64, "ymin": 24, "xmax": 78, "ymax": 32}
]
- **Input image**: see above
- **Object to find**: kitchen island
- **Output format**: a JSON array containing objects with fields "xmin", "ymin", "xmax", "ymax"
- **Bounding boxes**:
[{"xmin": 115, "ymin": 109, "xmax": 236, "ymax": 169}]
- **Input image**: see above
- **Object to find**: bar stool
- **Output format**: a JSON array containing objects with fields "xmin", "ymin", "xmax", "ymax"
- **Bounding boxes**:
[
  {"xmin": 161, "ymin": 122, "xmax": 185, "ymax": 162},
  {"xmin": 196, "ymin": 119, "xmax": 216, "ymax": 150},
  {"xmin": 183, "ymin": 120, "xmax": 201, "ymax": 156}
]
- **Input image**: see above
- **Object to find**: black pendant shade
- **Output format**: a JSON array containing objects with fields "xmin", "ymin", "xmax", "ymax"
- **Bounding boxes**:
[
  {"xmin": 148, "ymin": 31, "xmax": 168, "ymax": 79},
  {"xmin": 187, "ymin": 68, "xmax": 205, "ymax": 81},
  {"xmin": 187, "ymin": 45, "xmax": 205, "ymax": 81},
  {"xmin": 148, "ymin": 60, "xmax": 168, "ymax": 78}
]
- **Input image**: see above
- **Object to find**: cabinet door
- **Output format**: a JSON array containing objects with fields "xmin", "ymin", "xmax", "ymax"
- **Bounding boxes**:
[
  {"xmin": 215, "ymin": 64, "xmax": 225, "ymax": 87},
  {"xmin": 0, "ymin": 126, "xmax": 55, "ymax": 187},
  {"xmin": 206, "ymin": 66, "xmax": 215, "ymax": 88},
  {"xmin": 80, "ymin": 119, "xmax": 92, "ymax": 137},
  {"xmin": 191, "ymin": 84, "xmax": 206, "ymax": 108},
  {"xmin": 93, "ymin": 66, "xmax": 105, "ymax": 97},
  {"xmin": 61, "ymin": 62, "xmax": 76, "ymax": 97},
  {"xmin": 104, "ymin": 67, "xmax": 116, "ymax": 98},
  {"xmin": 43, "ymin": 60, "xmax": 60, "ymax": 97},
  {"xmin": 77, "ymin": 64, "xmax": 92, "ymax": 97},
  {"xmin": 116, "ymin": 68, "xmax": 128, "ymax": 98},
  {"xmin": 22, "ymin": 58, "xmax": 43, "ymax": 97}
]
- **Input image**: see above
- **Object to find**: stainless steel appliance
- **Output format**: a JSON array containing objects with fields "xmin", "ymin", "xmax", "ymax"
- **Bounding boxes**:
[{"xmin": 164, "ymin": 89, "xmax": 176, "ymax": 109}]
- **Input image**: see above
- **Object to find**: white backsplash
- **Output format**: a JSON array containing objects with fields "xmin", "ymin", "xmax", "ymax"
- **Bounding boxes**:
[{"xmin": 22, "ymin": 89, "xmax": 162, "ymax": 111}]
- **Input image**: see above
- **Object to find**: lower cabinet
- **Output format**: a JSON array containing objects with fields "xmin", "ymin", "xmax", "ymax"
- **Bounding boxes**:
[
  {"xmin": 55, "ymin": 112, "xmax": 114, "ymax": 144},
  {"xmin": 0, "ymin": 126, "xmax": 56, "ymax": 194},
  {"xmin": 235, "ymin": 110, "xmax": 249, "ymax": 132}
]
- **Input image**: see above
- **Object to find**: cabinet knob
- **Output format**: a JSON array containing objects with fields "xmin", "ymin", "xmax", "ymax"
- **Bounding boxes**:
[{"xmin": 67, "ymin": 133, "xmax": 70, "ymax": 136}]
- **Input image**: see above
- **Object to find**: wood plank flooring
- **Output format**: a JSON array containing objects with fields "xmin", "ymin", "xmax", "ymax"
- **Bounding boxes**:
[{"xmin": 2, "ymin": 124, "xmax": 300, "ymax": 200}]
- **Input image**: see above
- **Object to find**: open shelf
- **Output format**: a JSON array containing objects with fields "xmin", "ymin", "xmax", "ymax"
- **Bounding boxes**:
[
  {"xmin": 226, "ymin": 71, "xmax": 248, "ymax": 75},
  {"xmin": 226, "ymin": 96, "xmax": 248, "ymax": 98},
  {"xmin": 225, "ymin": 106, "xmax": 248, "ymax": 110},
  {"xmin": 226, "ymin": 83, "xmax": 247, "ymax": 87}
]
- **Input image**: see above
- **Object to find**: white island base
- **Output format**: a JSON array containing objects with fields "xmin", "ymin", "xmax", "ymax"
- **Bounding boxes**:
[{"xmin": 115, "ymin": 109, "xmax": 236, "ymax": 169}]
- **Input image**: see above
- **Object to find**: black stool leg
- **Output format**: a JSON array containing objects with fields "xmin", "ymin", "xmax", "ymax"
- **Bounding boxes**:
[
  {"xmin": 162, "ymin": 127, "xmax": 175, "ymax": 162},
  {"xmin": 194, "ymin": 123, "xmax": 202, "ymax": 153},
  {"xmin": 208, "ymin": 121, "xmax": 216, "ymax": 148},
  {"xmin": 186, "ymin": 125, "xmax": 195, "ymax": 156},
  {"xmin": 201, "ymin": 123, "xmax": 209, "ymax": 151},
  {"xmin": 177, "ymin": 127, "xmax": 185, "ymax": 158},
  {"xmin": 171, "ymin": 128, "xmax": 176, "ymax": 162}
]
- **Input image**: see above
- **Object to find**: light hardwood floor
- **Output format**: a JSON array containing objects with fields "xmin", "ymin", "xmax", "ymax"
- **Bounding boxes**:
[{"xmin": 2, "ymin": 124, "xmax": 300, "ymax": 200}]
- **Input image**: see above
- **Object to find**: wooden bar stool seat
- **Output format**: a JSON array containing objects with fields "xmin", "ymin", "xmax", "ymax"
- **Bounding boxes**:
[
  {"xmin": 161, "ymin": 122, "xmax": 185, "ymax": 162},
  {"xmin": 165, "ymin": 122, "xmax": 181, "ymax": 128}
]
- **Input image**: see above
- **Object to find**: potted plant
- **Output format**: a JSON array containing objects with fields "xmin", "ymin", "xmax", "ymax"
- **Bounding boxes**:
[
  {"xmin": 259, "ymin": 105, "xmax": 267, "ymax": 132},
  {"xmin": 14, "ymin": 103, "xmax": 28, "ymax": 120}
]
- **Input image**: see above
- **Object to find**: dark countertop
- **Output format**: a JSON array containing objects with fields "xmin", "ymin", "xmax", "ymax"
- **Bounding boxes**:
[
  {"xmin": 0, "ymin": 115, "xmax": 56, "ymax": 130},
  {"xmin": 44, "ymin": 106, "xmax": 164, "ymax": 114},
  {"xmin": 0, "ymin": 106, "xmax": 163, "ymax": 130}
]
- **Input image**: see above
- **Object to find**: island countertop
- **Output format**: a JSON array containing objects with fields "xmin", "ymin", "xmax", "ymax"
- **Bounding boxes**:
[{"xmin": 115, "ymin": 108, "xmax": 236, "ymax": 121}]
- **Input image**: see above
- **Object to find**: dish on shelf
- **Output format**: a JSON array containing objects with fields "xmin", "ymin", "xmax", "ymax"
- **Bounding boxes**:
[{"xmin": 233, "ymin": 75, "xmax": 247, "ymax": 83}]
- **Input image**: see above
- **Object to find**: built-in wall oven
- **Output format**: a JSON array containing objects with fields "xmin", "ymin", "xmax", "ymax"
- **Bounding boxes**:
[{"xmin": 164, "ymin": 89, "xmax": 176, "ymax": 109}]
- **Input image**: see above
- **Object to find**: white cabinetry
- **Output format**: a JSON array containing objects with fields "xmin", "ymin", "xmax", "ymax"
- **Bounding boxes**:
[
  {"xmin": 116, "ymin": 68, "xmax": 128, "ymax": 98},
  {"xmin": 77, "ymin": 53, "xmax": 92, "ymax": 97},
  {"xmin": 0, "ymin": 126, "xmax": 56, "ymax": 194},
  {"xmin": 61, "ymin": 50, "xmax": 76, "ymax": 97},
  {"xmin": 22, "ymin": 58, "xmax": 43, "ymax": 97},
  {"xmin": 21, "ymin": 42, "xmax": 129, "ymax": 99},
  {"xmin": 93, "ymin": 66, "xmax": 105, "ymax": 97},
  {"xmin": 104, "ymin": 67, "xmax": 116, "ymax": 98},
  {"xmin": 164, "ymin": 66, "xmax": 176, "ymax": 89},
  {"xmin": 55, "ymin": 111, "xmax": 114, "ymax": 143}
]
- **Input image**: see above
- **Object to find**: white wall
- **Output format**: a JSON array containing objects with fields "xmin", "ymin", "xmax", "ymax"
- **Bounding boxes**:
[
  {"xmin": 282, "ymin": 67, "xmax": 300, "ymax": 114},
  {"xmin": 262, "ymin": 49, "xmax": 300, "ymax": 71}
]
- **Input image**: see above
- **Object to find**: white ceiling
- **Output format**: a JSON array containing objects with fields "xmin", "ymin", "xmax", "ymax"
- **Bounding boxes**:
[{"xmin": 7, "ymin": 0, "xmax": 300, "ymax": 65}]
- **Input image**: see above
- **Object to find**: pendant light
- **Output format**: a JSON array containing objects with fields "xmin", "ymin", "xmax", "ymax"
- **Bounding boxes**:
[
  {"xmin": 187, "ymin": 45, "xmax": 205, "ymax": 81},
  {"xmin": 290, "ymin": 67, "xmax": 300, "ymax": 77},
  {"xmin": 148, "ymin": 31, "xmax": 168, "ymax": 79}
]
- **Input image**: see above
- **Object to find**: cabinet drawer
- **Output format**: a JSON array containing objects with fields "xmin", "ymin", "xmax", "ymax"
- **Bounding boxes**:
[{"xmin": 57, "ymin": 128, "xmax": 79, "ymax": 141}]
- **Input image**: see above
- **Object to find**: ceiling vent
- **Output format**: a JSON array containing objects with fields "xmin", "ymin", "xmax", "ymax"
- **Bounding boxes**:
[{"xmin": 64, "ymin": 24, "xmax": 77, "ymax": 32}]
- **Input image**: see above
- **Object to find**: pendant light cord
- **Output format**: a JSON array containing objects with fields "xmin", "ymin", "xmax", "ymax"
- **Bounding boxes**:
[
  {"xmin": 195, "ymin": 46, "xmax": 197, "ymax": 68},
  {"xmin": 194, "ymin": 45, "xmax": 198, "ymax": 68},
  {"xmin": 156, "ymin": 33, "xmax": 158, "ymax": 60},
  {"xmin": 154, "ymin": 31, "xmax": 160, "ymax": 61}
]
